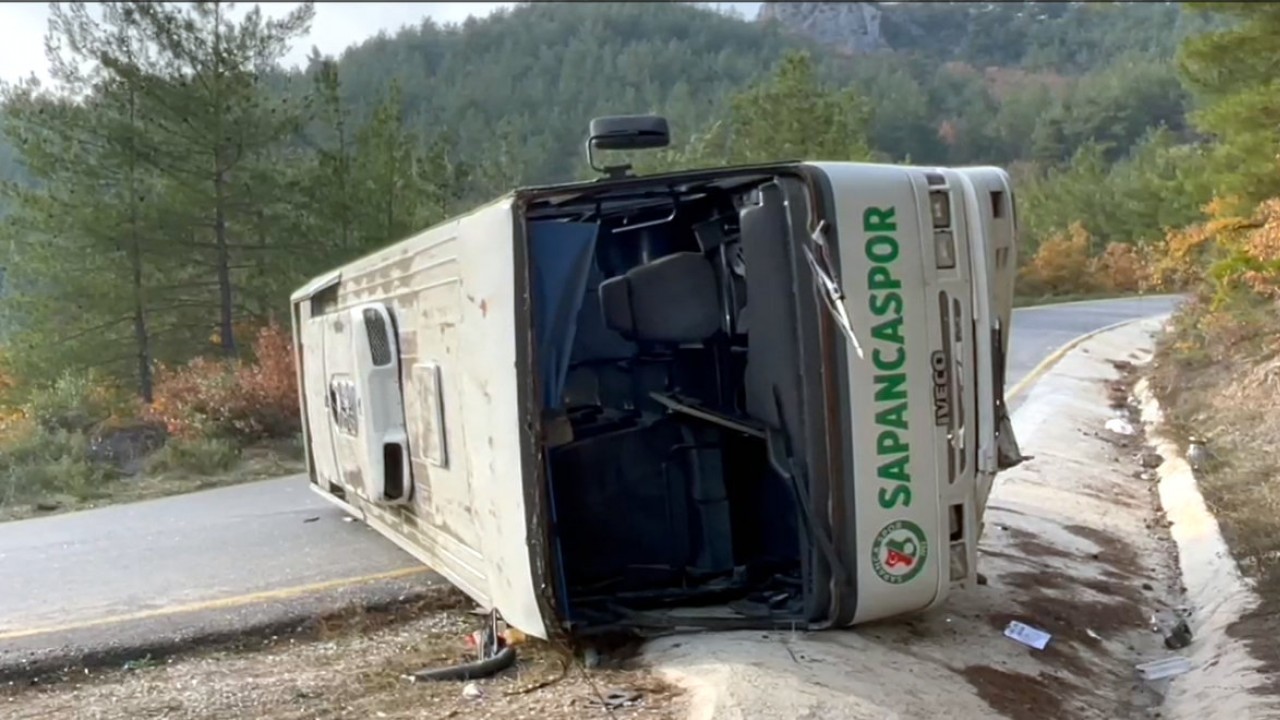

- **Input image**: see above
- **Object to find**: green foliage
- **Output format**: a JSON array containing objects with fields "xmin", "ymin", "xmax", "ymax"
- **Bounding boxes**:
[
  {"xmin": 1179, "ymin": 2, "xmax": 1280, "ymax": 205},
  {"xmin": 1018, "ymin": 129, "xmax": 1212, "ymax": 252},
  {"xmin": 294, "ymin": 74, "xmax": 464, "ymax": 261},
  {"xmin": 879, "ymin": 2, "xmax": 1217, "ymax": 73},
  {"xmin": 0, "ymin": 421, "xmax": 118, "ymax": 506},
  {"xmin": 717, "ymin": 51, "xmax": 873, "ymax": 164},
  {"xmin": 0, "ymin": 0, "xmax": 320, "ymax": 394},
  {"xmin": 318, "ymin": 2, "xmax": 808, "ymax": 187},
  {"xmin": 639, "ymin": 51, "xmax": 872, "ymax": 172},
  {"xmin": 308, "ymin": 1, "xmax": 1206, "ymax": 183},
  {"xmin": 24, "ymin": 370, "xmax": 123, "ymax": 434},
  {"xmin": 1032, "ymin": 56, "xmax": 1190, "ymax": 166}
]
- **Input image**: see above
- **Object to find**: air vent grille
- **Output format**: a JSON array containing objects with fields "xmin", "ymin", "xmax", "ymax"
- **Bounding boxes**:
[{"xmin": 363, "ymin": 308, "xmax": 392, "ymax": 367}]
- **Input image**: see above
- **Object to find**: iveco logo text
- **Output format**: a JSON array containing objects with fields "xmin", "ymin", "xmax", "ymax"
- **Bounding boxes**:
[
  {"xmin": 864, "ymin": 206, "xmax": 913, "ymax": 511},
  {"xmin": 931, "ymin": 350, "xmax": 952, "ymax": 427}
]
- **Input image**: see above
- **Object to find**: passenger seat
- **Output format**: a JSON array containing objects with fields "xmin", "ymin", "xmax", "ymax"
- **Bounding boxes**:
[{"xmin": 598, "ymin": 252, "xmax": 722, "ymax": 345}]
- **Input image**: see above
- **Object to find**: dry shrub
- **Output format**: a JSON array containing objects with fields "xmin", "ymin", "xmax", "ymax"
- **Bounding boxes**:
[
  {"xmin": 1088, "ymin": 241, "xmax": 1147, "ymax": 293},
  {"xmin": 1019, "ymin": 221, "xmax": 1097, "ymax": 295},
  {"xmin": 144, "ymin": 322, "xmax": 299, "ymax": 442}
]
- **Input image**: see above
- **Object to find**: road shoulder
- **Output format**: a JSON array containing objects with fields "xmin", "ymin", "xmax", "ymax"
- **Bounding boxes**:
[{"xmin": 0, "ymin": 570, "xmax": 438, "ymax": 684}]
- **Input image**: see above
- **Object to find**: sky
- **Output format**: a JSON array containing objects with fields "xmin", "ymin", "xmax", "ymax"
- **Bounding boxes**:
[{"xmin": 0, "ymin": 2, "xmax": 762, "ymax": 86}]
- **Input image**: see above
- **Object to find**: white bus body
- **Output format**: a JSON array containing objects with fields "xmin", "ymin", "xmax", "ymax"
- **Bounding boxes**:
[{"xmin": 291, "ymin": 161, "xmax": 1023, "ymax": 640}]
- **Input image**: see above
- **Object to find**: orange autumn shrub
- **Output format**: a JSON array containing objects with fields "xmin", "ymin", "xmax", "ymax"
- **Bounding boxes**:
[
  {"xmin": 145, "ymin": 322, "xmax": 299, "ymax": 442},
  {"xmin": 1018, "ymin": 221, "xmax": 1097, "ymax": 295},
  {"xmin": 1232, "ymin": 197, "xmax": 1280, "ymax": 300},
  {"xmin": 1146, "ymin": 222, "xmax": 1212, "ymax": 292},
  {"xmin": 1089, "ymin": 241, "xmax": 1147, "ymax": 293},
  {"xmin": 1145, "ymin": 196, "xmax": 1261, "ymax": 296}
]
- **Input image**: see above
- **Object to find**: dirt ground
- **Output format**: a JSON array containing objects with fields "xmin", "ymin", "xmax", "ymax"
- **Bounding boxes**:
[{"xmin": 0, "ymin": 588, "xmax": 683, "ymax": 720}]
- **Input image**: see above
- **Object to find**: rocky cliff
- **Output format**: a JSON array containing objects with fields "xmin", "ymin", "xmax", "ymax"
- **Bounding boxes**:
[{"xmin": 756, "ymin": 2, "xmax": 887, "ymax": 55}]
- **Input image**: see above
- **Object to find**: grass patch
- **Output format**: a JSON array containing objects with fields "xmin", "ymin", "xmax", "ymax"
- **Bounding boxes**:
[
  {"xmin": 0, "ymin": 426, "xmax": 307, "ymax": 523},
  {"xmin": 145, "ymin": 437, "xmax": 242, "ymax": 476},
  {"xmin": 1149, "ymin": 293, "xmax": 1280, "ymax": 695},
  {"xmin": 0, "ymin": 423, "xmax": 119, "ymax": 509}
]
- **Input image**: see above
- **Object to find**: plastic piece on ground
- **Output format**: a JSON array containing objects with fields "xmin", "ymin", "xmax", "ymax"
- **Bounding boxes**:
[{"xmin": 1003, "ymin": 620, "xmax": 1052, "ymax": 650}]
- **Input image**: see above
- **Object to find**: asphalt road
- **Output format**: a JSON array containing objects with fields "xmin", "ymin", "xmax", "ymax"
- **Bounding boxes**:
[
  {"xmin": 1006, "ymin": 295, "xmax": 1182, "ymax": 385},
  {"xmin": 0, "ymin": 294, "xmax": 1183, "ymax": 675}
]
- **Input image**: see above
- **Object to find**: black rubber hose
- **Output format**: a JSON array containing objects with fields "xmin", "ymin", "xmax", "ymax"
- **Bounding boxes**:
[{"xmin": 411, "ymin": 645, "xmax": 518, "ymax": 683}]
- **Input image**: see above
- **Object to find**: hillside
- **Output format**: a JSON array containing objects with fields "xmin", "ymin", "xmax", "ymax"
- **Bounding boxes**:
[
  {"xmin": 0, "ymin": 2, "xmax": 1214, "ymax": 191},
  {"xmin": 311, "ymin": 1, "xmax": 1206, "ymax": 187}
]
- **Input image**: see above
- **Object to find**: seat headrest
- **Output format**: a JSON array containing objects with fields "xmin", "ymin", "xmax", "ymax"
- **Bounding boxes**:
[{"xmin": 599, "ymin": 252, "xmax": 721, "ymax": 343}]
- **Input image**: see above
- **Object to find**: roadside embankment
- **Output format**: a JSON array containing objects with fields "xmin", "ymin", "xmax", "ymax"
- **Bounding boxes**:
[{"xmin": 647, "ymin": 317, "xmax": 1220, "ymax": 720}]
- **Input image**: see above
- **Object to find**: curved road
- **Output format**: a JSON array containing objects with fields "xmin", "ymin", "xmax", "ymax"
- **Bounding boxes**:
[{"xmin": 0, "ymin": 295, "xmax": 1183, "ymax": 672}]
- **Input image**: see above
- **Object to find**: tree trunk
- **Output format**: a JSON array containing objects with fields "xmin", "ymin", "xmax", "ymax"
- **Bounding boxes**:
[
  {"xmin": 212, "ymin": 3, "xmax": 236, "ymax": 356},
  {"xmin": 338, "ymin": 114, "xmax": 352, "ymax": 250},
  {"xmin": 130, "ymin": 244, "xmax": 153, "ymax": 403},
  {"xmin": 214, "ymin": 166, "xmax": 236, "ymax": 356},
  {"xmin": 127, "ymin": 86, "xmax": 154, "ymax": 402}
]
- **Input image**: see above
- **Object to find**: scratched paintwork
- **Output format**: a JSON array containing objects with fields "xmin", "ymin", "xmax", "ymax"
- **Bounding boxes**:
[{"xmin": 292, "ymin": 196, "xmax": 548, "ymax": 638}]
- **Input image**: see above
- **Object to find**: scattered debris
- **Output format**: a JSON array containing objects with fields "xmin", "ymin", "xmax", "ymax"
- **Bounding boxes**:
[
  {"xmin": 1186, "ymin": 441, "xmax": 1209, "ymax": 472},
  {"xmin": 462, "ymin": 682, "xmax": 483, "ymax": 699},
  {"xmin": 1105, "ymin": 418, "xmax": 1136, "ymax": 436},
  {"xmin": 303, "ymin": 516, "xmax": 320, "ymax": 523},
  {"xmin": 597, "ymin": 688, "xmax": 642, "ymax": 710},
  {"xmin": 1136, "ymin": 656, "xmax": 1192, "ymax": 681},
  {"xmin": 1085, "ymin": 629, "xmax": 1102, "ymax": 642},
  {"xmin": 121, "ymin": 655, "xmax": 158, "ymax": 672},
  {"xmin": 342, "ymin": 517, "xmax": 356, "ymax": 523},
  {"xmin": 1164, "ymin": 619, "xmax": 1194, "ymax": 650},
  {"xmin": 1140, "ymin": 451, "xmax": 1164, "ymax": 469},
  {"xmin": 1110, "ymin": 359, "xmax": 1136, "ymax": 374},
  {"xmin": 1003, "ymin": 620, "xmax": 1052, "ymax": 650}
]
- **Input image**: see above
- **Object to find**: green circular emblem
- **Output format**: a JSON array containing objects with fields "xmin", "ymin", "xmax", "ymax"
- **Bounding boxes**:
[{"xmin": 871, "ymin": 520, "xmax": 929, "ymax": 584}]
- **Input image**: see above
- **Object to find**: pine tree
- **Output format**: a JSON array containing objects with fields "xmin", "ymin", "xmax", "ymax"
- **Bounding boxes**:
[
  {"xmin": 97, "ymin": 0, "xmax": 316, "ymax": 355},
  {"xmin": 1178, "ymin": 3, "xmax": 1280, "ymax": 206},
  {"xmin": 0, "ymin": 3, "xmax": 172, "ymax": 398}
]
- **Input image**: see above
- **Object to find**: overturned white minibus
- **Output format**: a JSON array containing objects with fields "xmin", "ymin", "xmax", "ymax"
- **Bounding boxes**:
[{"xmin": 291, "ymin": 116, "xmax": 1024, "ymax": 641}]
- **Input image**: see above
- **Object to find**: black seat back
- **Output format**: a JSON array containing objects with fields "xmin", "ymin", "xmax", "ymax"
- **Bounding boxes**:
[{"xmin": 598, "ymin": 252, "xmax": 721, "ymax": 344}]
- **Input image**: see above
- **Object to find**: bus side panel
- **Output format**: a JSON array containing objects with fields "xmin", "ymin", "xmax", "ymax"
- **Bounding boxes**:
[
  {"xmin": 301, "ymin": 220, "xmax": 489, "ymax": 608},
  {"xmin": 819, "ymin": 164, "xmax": 949, "ymax": 624},
  {"xmin": 453, "ymin": 203, "xmax": 548, "ymax": 639},
  {"xmin": 953, "ymin": 167, "xmax": 1021, "ymax": 492}
]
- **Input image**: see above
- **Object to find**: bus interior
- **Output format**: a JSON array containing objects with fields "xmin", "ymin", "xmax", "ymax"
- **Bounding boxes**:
[{"xmin": 523, "ymin": 169, "xmax": 836, "ymax": 632}]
